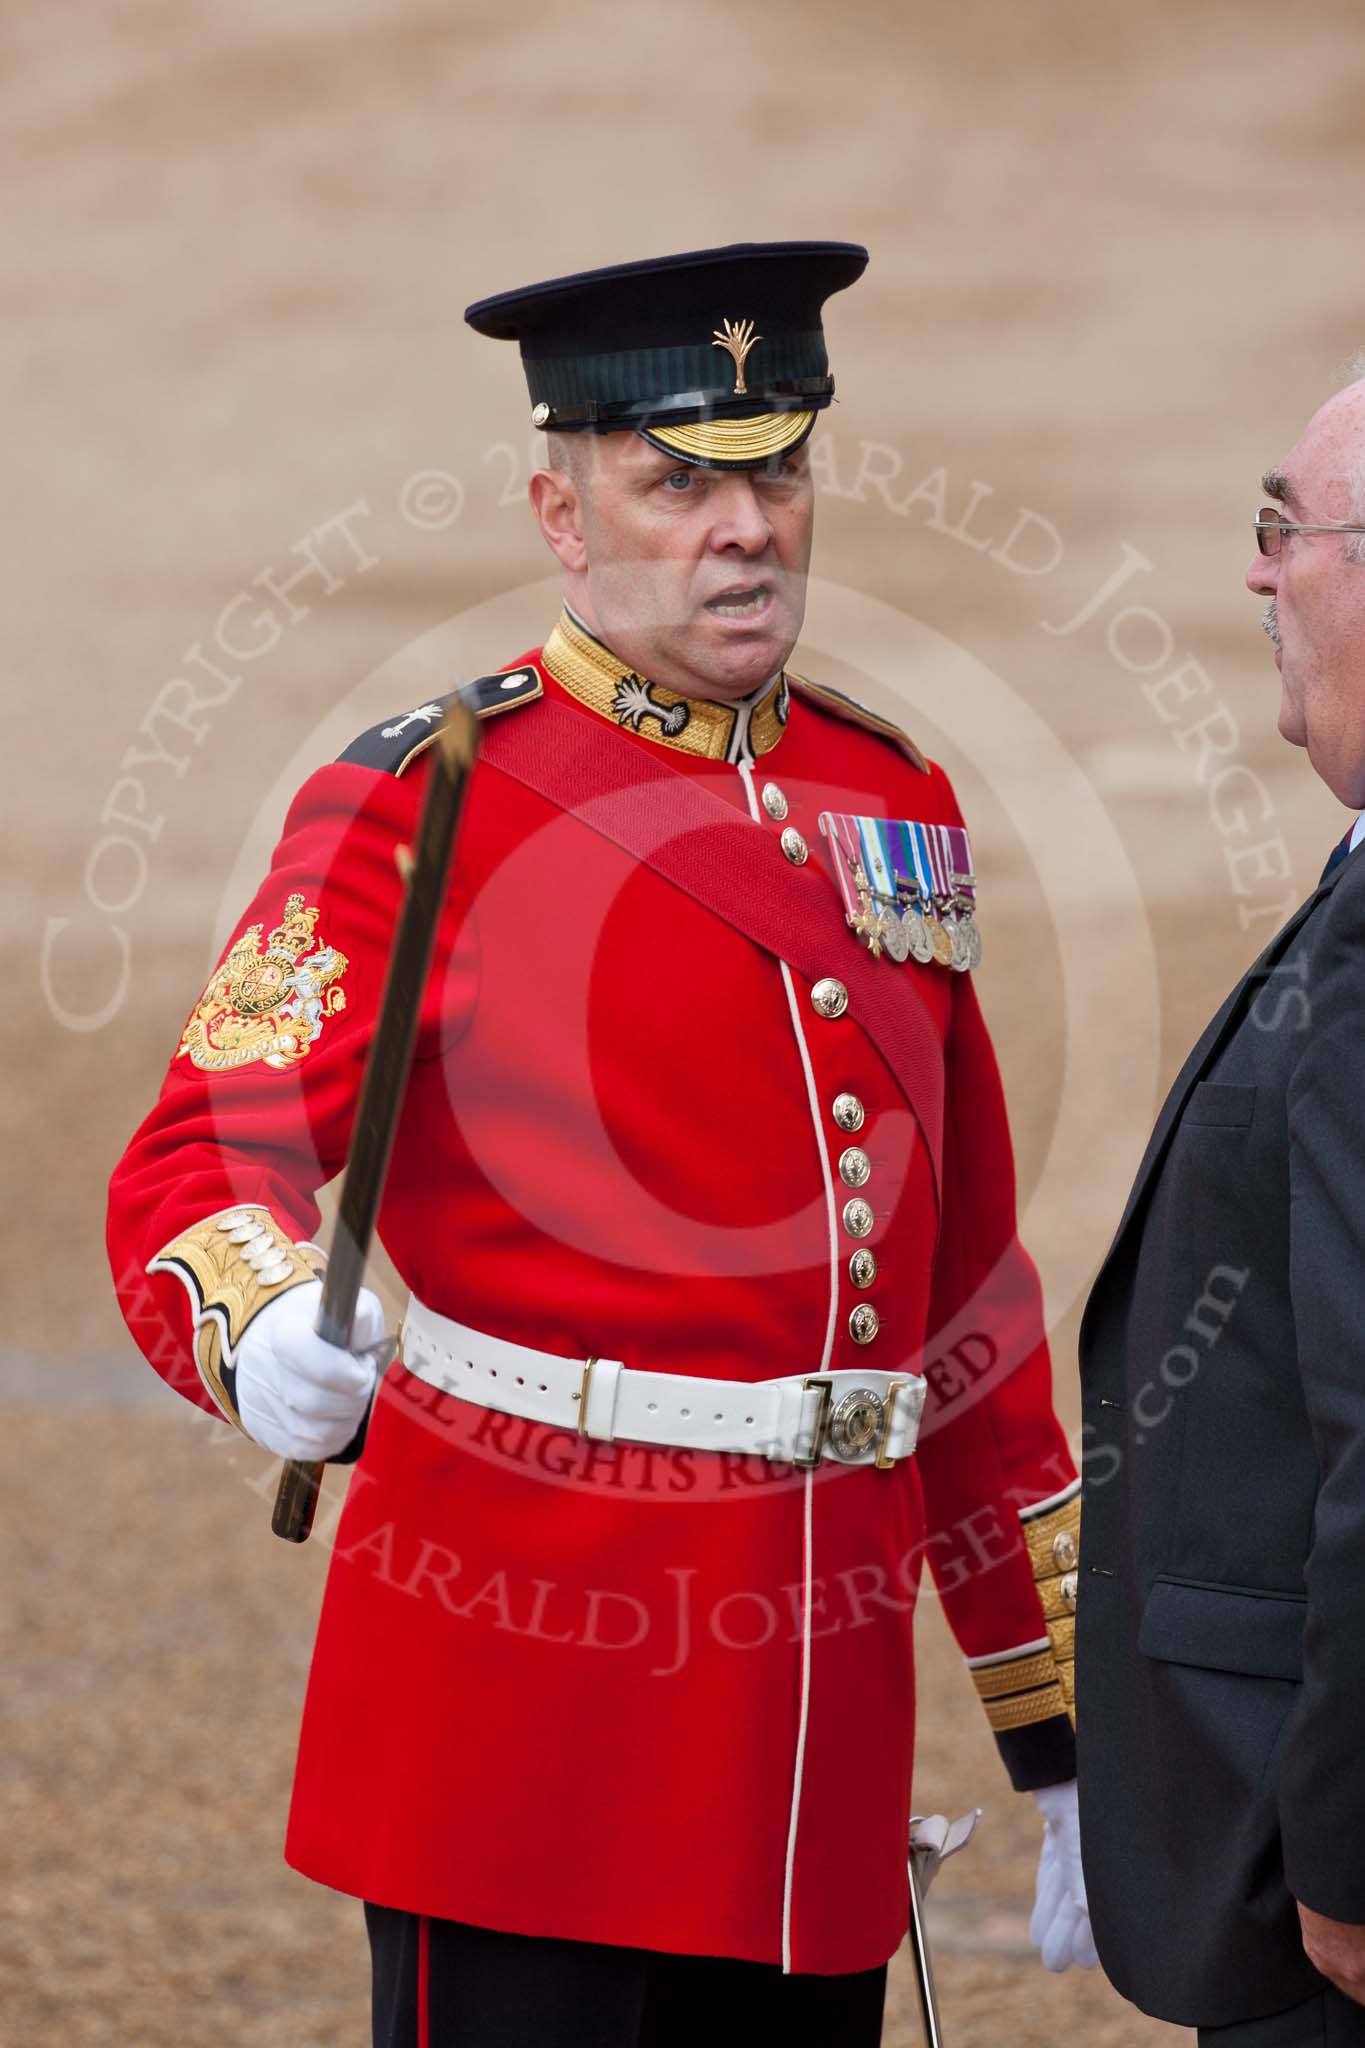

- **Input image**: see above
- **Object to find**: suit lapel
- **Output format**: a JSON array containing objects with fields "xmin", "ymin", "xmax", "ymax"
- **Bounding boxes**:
[{"xmin": 1085, "ymin": 871, "xmax": 1342, "ymax": 1320}]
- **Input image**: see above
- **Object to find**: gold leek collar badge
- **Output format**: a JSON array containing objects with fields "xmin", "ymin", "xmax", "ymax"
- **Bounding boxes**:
[{"xmin": 542, "ymin": 610, "xmax": 788, "ymax": 763}]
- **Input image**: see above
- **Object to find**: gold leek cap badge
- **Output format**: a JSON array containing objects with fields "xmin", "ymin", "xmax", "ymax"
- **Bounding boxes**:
[{"xmin": 712, "ymin": 317, "xmax": 762, "ymax": 397}]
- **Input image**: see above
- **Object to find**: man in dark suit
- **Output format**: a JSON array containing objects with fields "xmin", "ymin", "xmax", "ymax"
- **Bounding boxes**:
[{"xmin": 1078, "ymin": 374, "xmax": 1365, "ymax": 2046}]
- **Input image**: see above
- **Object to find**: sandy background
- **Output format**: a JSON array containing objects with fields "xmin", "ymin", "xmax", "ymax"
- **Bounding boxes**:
[{"xmin": 9, "ymin": 1, "xmax": 1365, "ymax": 2040}]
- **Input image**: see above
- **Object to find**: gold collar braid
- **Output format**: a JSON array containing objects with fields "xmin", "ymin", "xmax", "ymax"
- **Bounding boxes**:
[{"xmin": 541, "ymin": 610, "xmax": 788, "ymax": 763}]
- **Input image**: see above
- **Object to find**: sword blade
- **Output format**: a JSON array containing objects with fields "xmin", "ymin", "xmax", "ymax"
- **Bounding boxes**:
[
  {"xmin": 908, "ymin": 1855, "xmax": 947, "ymax": 2048},
  {"xmin": 271, "ymin": 700, "xmax": 480, "ymax": 1542}
]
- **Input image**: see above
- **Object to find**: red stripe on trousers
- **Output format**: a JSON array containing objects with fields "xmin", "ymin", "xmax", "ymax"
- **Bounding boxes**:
[{"xmin": 418, "ymin": 1914, "xmax": 430, "ymax": 2048}]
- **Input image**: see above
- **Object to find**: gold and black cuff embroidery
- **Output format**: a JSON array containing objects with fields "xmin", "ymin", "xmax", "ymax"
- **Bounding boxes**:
[
  {"xmin": 1019, "ymin": 1479, "xmax": 1081, "ymax": 1724},
  {"xmin": 965, "ymin": 1480, "xmax": 1082, "ymax": 1734},
  {"xmin": 968, "ymin": 1640, "xmax": 1068, "ymax": 1732},
  {"xmin": 148, "ymin": 1207, "xmax": 326, "ymax": 1427}
]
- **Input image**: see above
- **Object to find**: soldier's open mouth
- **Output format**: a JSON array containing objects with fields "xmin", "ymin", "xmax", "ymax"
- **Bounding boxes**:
[{"xmin": 705, "ymin": 584, "xmax": 771, "ymax": 617}]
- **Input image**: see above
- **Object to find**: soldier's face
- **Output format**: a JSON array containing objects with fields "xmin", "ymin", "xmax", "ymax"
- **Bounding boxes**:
[
  {"xmin": 544, "ymin": 430, "xmax": 815, "ymax": 701},
  {"xmin": 1247, "ymin": 381, "xmax": 1365, "ymax": 806}
]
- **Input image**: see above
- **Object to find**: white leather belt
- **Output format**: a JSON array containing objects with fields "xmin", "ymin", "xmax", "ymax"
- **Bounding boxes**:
[{"xmin": 398, "ymin": 1295, "xmax": 926, "ymax": 1469}]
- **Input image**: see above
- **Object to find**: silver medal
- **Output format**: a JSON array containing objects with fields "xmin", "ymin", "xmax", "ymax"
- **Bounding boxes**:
[
  {"xmin": 905, "ymin": 907, "xmax": 933, "ymax": 965},
  {"xmin": 881, "ymin": 911, "xmax": 911, "ymax": 964},
  {"xmin": 949, "ymin": 867, "xmax": 982, "ymax": 972}
]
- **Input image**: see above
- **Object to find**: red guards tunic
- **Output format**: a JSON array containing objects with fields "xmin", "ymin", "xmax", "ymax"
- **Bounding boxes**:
[{"xmin": 107, "ymin": 611, "xmax": 1077, "ymax": 1976}]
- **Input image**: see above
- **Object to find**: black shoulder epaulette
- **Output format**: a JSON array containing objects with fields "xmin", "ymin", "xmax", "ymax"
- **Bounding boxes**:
[
  {"xmin": 336, "ymin": 664, "xmax": 543, "ymax": 776},
  {"xmin": 786, "ymin": 672, "xmax": 930, "ymax": 775}
]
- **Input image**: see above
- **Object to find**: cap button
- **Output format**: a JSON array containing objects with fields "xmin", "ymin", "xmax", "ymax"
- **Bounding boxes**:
[{"xmin": 531, "ymin": 402, "xmax": 551, "ymax": 427}]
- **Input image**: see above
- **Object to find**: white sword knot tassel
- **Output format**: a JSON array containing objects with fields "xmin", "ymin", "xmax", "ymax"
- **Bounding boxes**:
[{"xmin": 909, "ymin": 1807, "xmax": 981, "ymax": 1893}]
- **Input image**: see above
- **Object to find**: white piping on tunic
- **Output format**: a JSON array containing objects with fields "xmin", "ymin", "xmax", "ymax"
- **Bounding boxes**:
[
  {"xmin": 737, "ymin": 758, "xmax": 840, "ymax": 1972},
  {"xmin": 783, "ymin": 1465, "xmax": 814, "ymax": 1974}
]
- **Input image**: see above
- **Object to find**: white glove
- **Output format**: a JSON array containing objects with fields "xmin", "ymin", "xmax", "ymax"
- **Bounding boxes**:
[
  {"xmin": 233, "ymin": 1279, "xmax": 385, "ymax": 1461},
  {"xmin": 1029, "ymin": 1780, "xmax": 1098, "ymax": 1972}
]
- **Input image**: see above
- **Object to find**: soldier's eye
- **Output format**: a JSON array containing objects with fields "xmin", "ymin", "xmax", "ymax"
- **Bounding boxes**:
[{"xmin": 663, "ymin": 469, "xmax": 695, "ymax": 492}]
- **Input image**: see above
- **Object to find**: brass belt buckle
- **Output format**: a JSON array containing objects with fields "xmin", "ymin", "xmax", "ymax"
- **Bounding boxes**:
[
  {"xmin": 875, "ymin": 1380, "xmax": 910, "ymax": 1469},
  {"xmin": 575, "ymin": 1357, "xmax": 599, "ymax": 1438},
  {"xmin": 794, "ymin": 1376, "xmax": 834, "ymax": 1467}
]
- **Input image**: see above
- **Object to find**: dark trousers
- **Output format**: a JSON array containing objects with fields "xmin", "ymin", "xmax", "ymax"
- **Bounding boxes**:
[
  {"xmin": 1198, "ymin": 1988, "xmax": 1365, "ymax": 2046},
  {"xmin": 366, "ymin": 1904, "xmax": 888, "ymax": 2048}
]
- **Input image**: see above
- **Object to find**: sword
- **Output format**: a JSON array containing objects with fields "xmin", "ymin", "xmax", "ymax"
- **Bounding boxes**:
[
  {"xmin": 907, "ymin": 1808, "xmax": 980, "ymax": 2047},
  {"xmin": 271, "ymin": 697, "xmax": 481, "ymax": 1542}
]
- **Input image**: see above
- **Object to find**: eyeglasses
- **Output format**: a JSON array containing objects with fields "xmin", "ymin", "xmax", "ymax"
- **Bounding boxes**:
[{"xmin": 1255, "ymin": 508, "xmax": 1365, "ymax": 556}]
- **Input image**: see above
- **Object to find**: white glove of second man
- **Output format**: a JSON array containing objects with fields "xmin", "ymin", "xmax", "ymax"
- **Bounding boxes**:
[
  {"xmin": 1030, "ymin": 1779, "xmax": 1098, "ymax": 1972},
  {"xmin": 233, "ymin": 1278, "xmax": 385, "ymax": 1461}
]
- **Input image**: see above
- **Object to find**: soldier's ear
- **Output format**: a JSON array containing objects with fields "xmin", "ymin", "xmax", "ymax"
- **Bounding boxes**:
[{"xmin": 528, "ymin": 466, "xmax": 589, "ymax": 574}]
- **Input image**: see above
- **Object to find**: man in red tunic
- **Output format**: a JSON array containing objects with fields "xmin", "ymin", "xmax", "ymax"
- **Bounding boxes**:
[{"xmin": 108, "ymin": 243, "xmax": 1091, "ymax": 2045}]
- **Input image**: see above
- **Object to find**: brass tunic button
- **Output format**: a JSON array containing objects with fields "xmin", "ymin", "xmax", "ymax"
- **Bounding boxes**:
[
  {"xmin": 761, "ymin": 782, "xmax": 789, "ymax": 821},
  {"xmin": 848, "ymin": 1248, "xmax": 878, "ymax": 1289},
  {"xmin": 842, "ymin": 1196, "xmax": 875, "ymax": 1239},
  {"xmin": 839, "ymin": 1146, "xmax": 871, "ymax": 1190},
  {"xmin": 832, "ymin": 1092, "xmax": 865, "ymax": 1133},
  {"xmin": 811, "ymin": 978, "xmax": 849, "ymax": 1020},
  {"xmin": 1059, "ymin": 1569, "xmax": 1079, "ymax": 1611},
  {"xmin": 780, "ymin": 827, "xmax": 809, "ymax": 866},
  {"xmin": 849, "ymin": 1302, "xmax": 881, "ymax": 1345},
  {"xmin": 1052, "ymin": 1530, "xmax": 1079, "ymax": 1573}
]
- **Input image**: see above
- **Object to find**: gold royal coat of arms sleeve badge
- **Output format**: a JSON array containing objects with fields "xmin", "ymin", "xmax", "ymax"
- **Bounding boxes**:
[{"xmin": 176, "ymin": 893, "xmax": 349, "ymax": 1074}]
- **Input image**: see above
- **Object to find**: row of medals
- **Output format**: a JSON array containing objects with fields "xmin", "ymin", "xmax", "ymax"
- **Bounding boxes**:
[{"xmin": 849, "ymin": 862, "xmax": 983, "ymax": 973}]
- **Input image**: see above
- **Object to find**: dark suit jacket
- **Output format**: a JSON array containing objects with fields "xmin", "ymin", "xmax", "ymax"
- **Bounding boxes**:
[{"xmin": 1077, "ymin": 845, "xmax": 1365, "ymax": 2030}]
